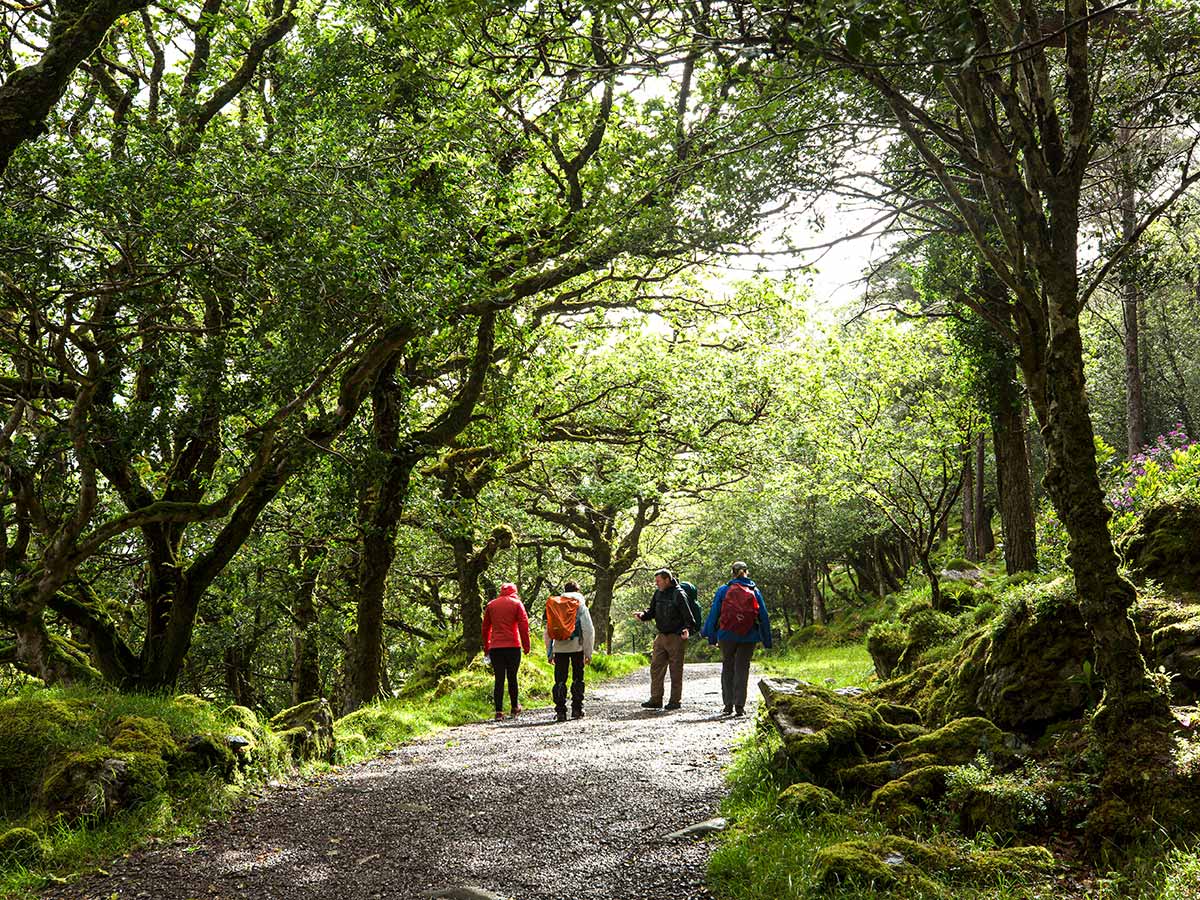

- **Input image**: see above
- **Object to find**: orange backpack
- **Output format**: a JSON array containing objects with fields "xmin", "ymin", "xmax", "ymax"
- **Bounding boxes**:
[{"xmin": 546, "ymin": 595, "xmax": 582, "ymax": 641}]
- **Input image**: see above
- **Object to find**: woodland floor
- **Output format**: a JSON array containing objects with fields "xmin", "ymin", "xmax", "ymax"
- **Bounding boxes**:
[{"xmin": 41, "ymin": 663, "xmax": 752, "ymax": 900}]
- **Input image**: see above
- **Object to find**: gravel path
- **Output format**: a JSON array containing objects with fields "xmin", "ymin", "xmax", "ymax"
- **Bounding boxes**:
[{"xmin": 45, "ymin": 663, "xmax": 756, "ymax": 900}]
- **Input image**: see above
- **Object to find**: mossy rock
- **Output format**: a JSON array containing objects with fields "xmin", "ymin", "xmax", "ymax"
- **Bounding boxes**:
[
  {"xmin": 0, "ymin": 827, "xmax": 44, "ymax": 866},
  {"xmin": 891, "ymin": 716, "xmax": 1019, "ymax": 765},
  {"xmin": 269, "ymin": 698, "xmax": 335, "ymax": 764},
  {"xmin": 39, "ymin": 747, "xmax": 167, "ymax": 822},
  {"xmin": 335, "ymin": 731, "xmax": 369, "ymax": 765},
  {"xmin": 759, "ymin": 679, "xmax": 903, "ymax": 783},
  {"xmin": 873, "ymin": 703, "xmax": 923, "ymax": 727},
  {"xmin": 867, "ymin": 622, "xmax": 906, "ymax": 680},
  {"xmin": 816, "ymin": 834, "xmax": 1053, "ymax": 895},
  {"xmin": 947, "ymin": 772, "xmax": 1051, "ymax": 838},
  {"xmin": 1121, "ymin": 499, "xmax": 1200, "ymax": 593},
  {"xmin": 898, "ymin": 609, "xmax": 958, "ymax": 672},
  {"xmin": 869, "ymin": 766, "xmax": 953, "ymax": 826},
  {"xmin": 875, "ymin": 579, "xmax": 1094, "ymax": 733},
  {"xmin": 109, "ymin": 716, "xmax": 177, "ymax": 757},
  {"xmin": 0, "ymin": 696, "xmax": 88, "ymax": 814},
  {"xmin": 973, "ymin": 844, "xmax": 1054, "ymax": 876},
  {"xmin": 838, "ymin": 754, "xmax": 940, "ymax": 792},
  {"xmin": 223, "ymin": 705, "xmax": 265, "ymax": 739},
  {"xmin": 778, "ymin": 781, "xmax": 844, "ymax": 816},
  {"xmin": 175, "ymin": 732, "xmax": 238, "ymax": 779}
]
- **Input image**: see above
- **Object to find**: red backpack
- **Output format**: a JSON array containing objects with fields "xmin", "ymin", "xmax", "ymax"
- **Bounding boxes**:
[{"xmin": 718, "ymin": 582, "xmax": 759, "ymax": 635}]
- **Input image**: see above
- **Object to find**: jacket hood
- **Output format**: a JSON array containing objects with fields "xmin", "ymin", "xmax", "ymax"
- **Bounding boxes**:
[
  {"xmin": 556, "ymin": 591, "xmax": 586, "ymax": 602},
  {"xmin": 497, "ymin": 583, "xmax": 520, "ymax": 600},
  {"xmin": 731, "ymin": 576, "xmax": 758, "ymax": 588}
]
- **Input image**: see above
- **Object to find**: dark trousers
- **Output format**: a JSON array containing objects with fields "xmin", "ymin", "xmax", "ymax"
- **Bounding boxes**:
[
  {"xmin": 490, "ymin": 647, "xmax": 522, "ymax": 712},
  {"xmin": 553, "ymin": 651, "xmax": 586, "ymax": 713},
  {"xmin": 719, "ymin": 640, "xmax": 756, "ymax": 708}
]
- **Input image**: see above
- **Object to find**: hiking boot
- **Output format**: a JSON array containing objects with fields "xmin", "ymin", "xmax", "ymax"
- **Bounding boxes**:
[
  {"xmin": 664, "ymin": 701, "xmax": 682, "ymax": 711},
  {"xmin": 555, "ymin": 709, "xmax": 568, "ymax": 723},
  {"xmin": 494, "ymin": 711, "xmax": 505, "ymax": 721},
  {"xmin": 511, "ymin": 705, "xmax": 523, "ymax": 717},
  {"xmin": 571, "ymin": 708, "xmax": 584, "ymax": 720},
  {"xmin": 722, "ymin": 706, "xmax": 733, "ymax": 716},
  {"xmin": 641, "ymin": 700, "xmax": 663, "ymax": 709},
  {"xmin": 734, "ymin": 706, "xmax": 745, "ymax": 717}
]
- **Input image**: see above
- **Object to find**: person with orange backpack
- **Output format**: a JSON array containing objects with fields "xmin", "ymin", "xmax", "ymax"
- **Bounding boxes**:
[
  {"xmin": 544, "ymin": 581, "xmax": 595, "ymax": 722},
  {"xmin": 702, "ymin": 561, "xmax": 772, "ymax": 717}
]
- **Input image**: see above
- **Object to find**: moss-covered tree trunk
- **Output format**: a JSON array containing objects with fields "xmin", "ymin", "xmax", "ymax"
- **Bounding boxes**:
[
  {"xmin": 592, "ymin": 567, "xmax": 618, "ymax": 653},
  {"xmin": 1035, "ymin": 284, "xmax": 1167, "ymax": 732},
  {"xmin": 962, "ymin": 445, "xmax": 979, "ymax": 561},
  {"xmin": 992, "ymin": 358, "xmax": 1037, "ymax": 574},
  {"xmin": 292, "ymin": 543, "xmax": 325, "ymax": 704}
]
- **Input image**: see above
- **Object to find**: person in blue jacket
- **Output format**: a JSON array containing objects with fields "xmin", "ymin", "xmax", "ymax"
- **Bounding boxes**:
[{"xmin": 702, "ymin": 560, "xmax": 772, "ymax": 716}]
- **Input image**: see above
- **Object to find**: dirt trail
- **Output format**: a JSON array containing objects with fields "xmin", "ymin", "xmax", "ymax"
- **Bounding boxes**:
[{"xmin": 44, "ymin": 663, "xmax": 756, "ymax": 900}]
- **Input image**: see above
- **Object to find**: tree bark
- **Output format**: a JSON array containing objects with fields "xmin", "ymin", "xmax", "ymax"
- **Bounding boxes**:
[
  {"xmin": 292, "ymin": 543, "xmax": 325, "ymax": 704},
  {"xmin": 962, "ymin": 445, "xmax": 979, "ymax": 561},
  {"xmin": 1035, "ymin": 273, "xmax": 1167, "ymax": 733},
  {"xmin": 974, "ymin": 433, "xmax": 995, "ymax": 555},
  {"xmin": 920, "ymin": 554, "xmax": 944, "ymax": 612},
  {"xmin": 992, "ymin": 362, "xmax": 1038, "ymax": 574},
  {"xmin": 592, "ymin": 568, "xmax": 618, "ymax": 652}
]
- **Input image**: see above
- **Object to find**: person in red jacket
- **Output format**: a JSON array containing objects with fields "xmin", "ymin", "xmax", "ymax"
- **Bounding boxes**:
[{"xmin": 482, "ymin": 583, "xmax": 531, "ymax": 720}]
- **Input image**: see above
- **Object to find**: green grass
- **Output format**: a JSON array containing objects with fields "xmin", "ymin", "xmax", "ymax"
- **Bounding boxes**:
[{"xmin": 761, "ymin": 642, "xmax": 876, "ymax": 689}]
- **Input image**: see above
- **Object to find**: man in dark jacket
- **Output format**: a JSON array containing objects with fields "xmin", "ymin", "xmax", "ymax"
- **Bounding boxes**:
[{"xmin": 632, "ymin": 568, "xmax": 697, "ymax": 710}]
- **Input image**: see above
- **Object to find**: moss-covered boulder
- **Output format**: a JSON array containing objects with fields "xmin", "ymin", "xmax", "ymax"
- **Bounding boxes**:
[
  {"xmin": 109, "ymin": 716, "xmax": 177, "ymax": 757},
  {"xmin": 0, "ymin": 696, "xmax": 87, "ymax": 814},
  {"xmin": 874, "ymin": 703, "xmax": 923, "ymax": 727},
  {"xmin": 867, "ymin": 622, "xmax": 906, "ymax": 680},
  {"xmin": 176, "ymin": 733, "xmax": 238, "ymax": 778},
  {"xmin": 0, "ymin": 827, "xmax": 45, "ymax": 866},
  {"xmin": 758, "ymin": 679, "xmax": 903, "ymax": 782},
  {"xmin": 815, "ymin": 834, "xmax": 1053, "ymax": 895},
  {"xmin": 269, "ymin": 698, "xmax": 335, "ymax": 764},
  {"xmin": 897, "ymin": 609, "xmax": 957, "ymax": 672},
  {"xmin": 891, "ymin": 716, "xmax": 1020, "ymax": 765},
  {"xmin": 877, "ymin": 579, "xmax": 1094, "ymax": 733},
  {"xmin": 1121, "ymin": 499, "xmax": 1200, "ymax": 593},
  {"xmin": 837, "ymin": 754, "xmax": 940, "ymax": 792},
  {"xmin": 39, "ymin": 747, "xmax": 167, "ymax": 822},
  {"xmin": 778, "ymin": 781, "xmax": 844, "ymax": 816},
  {"xmin": 869, "ymin": 765, "xmax": 954, "ymax": 826},
  {"xmin": 945, "ymin": 765, "xmax": 1053, "ymax": 838}
]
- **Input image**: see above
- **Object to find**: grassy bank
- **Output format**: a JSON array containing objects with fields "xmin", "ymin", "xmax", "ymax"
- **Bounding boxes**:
[{"xmin": 0, "ymin": 648, "xmax": 644, "ymax": 899}]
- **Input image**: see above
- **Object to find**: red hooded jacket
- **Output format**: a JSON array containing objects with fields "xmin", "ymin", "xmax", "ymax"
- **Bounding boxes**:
[{"xmin": 482, "ymin": 584, "xmax": 531, "ymax": 654}]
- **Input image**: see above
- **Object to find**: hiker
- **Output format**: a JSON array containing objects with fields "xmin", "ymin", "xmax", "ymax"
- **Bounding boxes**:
[
  {"xmin": 544, "ymin": 581, "xmax": 595, "ymax": 722},
  {"xmin": 702, "ymin": 561, "xmax": 772, "ymax": 717},
  {"xmin": 632, "ymin": 568, "xmax": 698, "ymax": 710},
  {"xmin": 482, "ymin": 582, "xmax": 531, "ymax": 720}
]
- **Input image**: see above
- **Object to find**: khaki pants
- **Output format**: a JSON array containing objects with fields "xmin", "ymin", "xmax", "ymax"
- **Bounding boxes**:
[{"xmin": 649, "ymin": 632, "xmax": 686, "ymax": 704}]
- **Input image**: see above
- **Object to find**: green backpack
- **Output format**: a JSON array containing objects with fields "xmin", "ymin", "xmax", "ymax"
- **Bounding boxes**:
[{"xmin": 679, "ymin": 581, "xmax": 704, "ymax": 633}]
